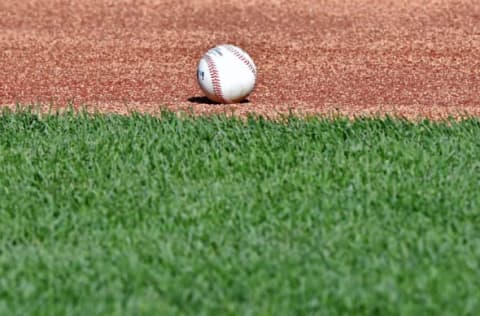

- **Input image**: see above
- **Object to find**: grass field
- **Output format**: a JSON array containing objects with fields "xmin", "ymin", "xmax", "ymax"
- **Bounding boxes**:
[{"xmin": 1, "ymin": 109, "xmax": 480, "ymax": 315}]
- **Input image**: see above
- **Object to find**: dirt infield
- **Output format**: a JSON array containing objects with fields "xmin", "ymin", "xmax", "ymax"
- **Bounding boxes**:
[{"xmin": 1, "ymin": 0, "xmax": 479, "ymax": 119}]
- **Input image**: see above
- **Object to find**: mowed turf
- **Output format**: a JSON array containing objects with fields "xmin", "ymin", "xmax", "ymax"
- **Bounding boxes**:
[{"xmin": 1, "ymin": 109, "xmax": 480, "ymax": 316}]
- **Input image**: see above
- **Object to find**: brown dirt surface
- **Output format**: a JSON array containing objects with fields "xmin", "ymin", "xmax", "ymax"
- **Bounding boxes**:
[{"xmin": 1, "ymin": 0, "xmax": 479, "ymax": 119}]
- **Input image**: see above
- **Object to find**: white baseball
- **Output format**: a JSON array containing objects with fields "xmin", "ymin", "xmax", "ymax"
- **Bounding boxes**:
[{"xmin": 197, "ymin": 44, "xmax": 257, "ymax": 104}]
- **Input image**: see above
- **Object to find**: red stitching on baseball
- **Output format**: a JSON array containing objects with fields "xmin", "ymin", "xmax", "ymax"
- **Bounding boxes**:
[
  {"xmin": 205, "ymin": 54, "xmax": 226, "ymax": 103},
  {"xmin": 225, "ymin": 46, "xmax": 257, "ymax": 77}
]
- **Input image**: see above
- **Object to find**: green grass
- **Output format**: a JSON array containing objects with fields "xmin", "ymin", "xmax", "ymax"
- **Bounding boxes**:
[{"xmin": 1, "ymin": 109, "xmax": 480, "ymax": 316}]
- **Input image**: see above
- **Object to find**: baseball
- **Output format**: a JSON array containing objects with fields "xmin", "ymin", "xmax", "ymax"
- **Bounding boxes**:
[{"xmin": 197, "ymin": 44, "xmax": 257, "ymax": 104}]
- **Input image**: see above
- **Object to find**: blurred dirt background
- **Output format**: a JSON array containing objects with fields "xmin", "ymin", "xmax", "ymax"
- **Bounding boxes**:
[{"xmin": 1, "ymin": 0, "xmax": 479, "ymax": 119}]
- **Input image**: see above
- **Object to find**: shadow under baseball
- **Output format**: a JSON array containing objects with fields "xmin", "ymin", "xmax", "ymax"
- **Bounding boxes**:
[{"xmin": 187, "ymin": 96, "xmax": 250, "ymax": 105}]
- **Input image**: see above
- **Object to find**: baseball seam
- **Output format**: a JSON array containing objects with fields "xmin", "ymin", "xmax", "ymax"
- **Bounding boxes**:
[
  {"xmin": 225, "ymin": 46, "xmax": 257, "ymax": 77},
  {"xmin": 204, "ymin": 54, "xmax": 226, "ymax": 103}
]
